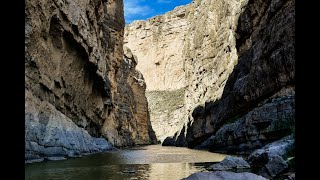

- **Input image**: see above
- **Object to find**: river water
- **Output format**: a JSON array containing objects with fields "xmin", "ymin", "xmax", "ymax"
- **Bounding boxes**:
[{"xmin": 25, "ymin": 145, "xmax": 226, "ymax": 180}]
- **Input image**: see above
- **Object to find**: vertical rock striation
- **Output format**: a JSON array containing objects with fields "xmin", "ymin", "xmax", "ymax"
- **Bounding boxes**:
[
  {"xmin": 124, "ymin": 5, "xmax": 191, "ymax": 142},
  {"xmin": 184, "ymin": 0, "xmax": 295, "ymax": 152},
  {"xmin": 25, "ymin": 0, "xmax": 156, "ymax": 162},
  {"xmin": 104, "ymin": 45, "xmax": 157, "ymax": 146},
  {"xmin": 125, "ymin": 0, "xmax": 295, "ymax": 153},
  {"xmin": 125, "ymin": 0, "xmax": 250, "ymax": 145},
  {"xmin": 124, "ymin": 5, "xmax": 190, "ymax": 91},
  {"xmin": 173, "ymin": 0, "xmax": 251, "ymax": 146}
]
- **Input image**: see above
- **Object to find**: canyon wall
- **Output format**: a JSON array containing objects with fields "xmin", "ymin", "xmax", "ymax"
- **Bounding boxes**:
[
  {"xmin": 182, "ymin": 0, "xmax": 295, "ymax": 153},
  {"xmin": 172, "ymin": 0, "xmax": 250, "ymax": 147},
  {"xmin": 125, "ymin": 0, "xmax": 248, "ymax": 144},
  {"xmin": 124, "ymin": 5, "xmax": 191, "ymax": 142},
  {"xmin": 125, "ymin": 0, "xmax": 295, "ymax": 153},
  {"xmin": 25, "ymin": 0, "xmax": 156, "ymax": 162},
  {"xmin": 124, "ymin": 5, "xmax": 190, "ymax": 91}
]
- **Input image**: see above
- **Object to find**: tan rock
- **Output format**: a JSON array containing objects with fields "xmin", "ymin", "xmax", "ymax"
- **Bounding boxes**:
[
  {"xmin": 183, "ymin": 0, "xmax": 295, "ymax": 148},
  {"xmin": 124, "ymin": 4, "xmax": 192, "ymax": 142},
  {"xmin": 124, "ymin": 0, "xmax": 248, "ymax": 144},
  {"xmin": 125, "ymin": 0, "xmax": 295, "ymax": 149},
  {"xmin": 124, "ymin": 5, "xmax": 191, "ymax": 91},
  {"xmin": 25, "ymin": 0, "xmax": 156, "ymax": 161}
]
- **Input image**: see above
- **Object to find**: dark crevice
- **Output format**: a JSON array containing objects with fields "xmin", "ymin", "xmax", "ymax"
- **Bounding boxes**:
[
  {"xmin": 49, "ymin": 15, "xmax": 63, "ymax": 49},
  {"xmin": 71, "ymin": 24, "xmax": 80, "ymax": 35},
  {"xmin": 60, "ymin": 30, "xmax": 112, "ymax": 138},
  {"xmin": 85, "ymin": 121, "xmax": 102, "ymax": 137},
  {"xmin": 54, "ymin": 80, "xmax": 62, "ymax": 89}
]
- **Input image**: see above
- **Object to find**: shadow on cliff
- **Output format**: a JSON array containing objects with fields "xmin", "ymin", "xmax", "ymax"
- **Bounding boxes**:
[
  {"xmin": 112, "ymin": 54, "xmax": 157, "ymax": 147},
  {"xmin": 164, "ymin": 0, "xmax": 295, "ymax": 149}
]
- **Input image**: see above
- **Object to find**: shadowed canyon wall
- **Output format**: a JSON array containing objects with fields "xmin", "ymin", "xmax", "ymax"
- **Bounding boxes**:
[
  {"xmin": 184, "ymin": 0, "xmax": 295, "ymax": 153},
  {"xmin": 124, "ymin": 0, "xmax": 295, "ymax": 154},
  {"xmin": 25, "ymin": 0, "xmax": 156, "ymax": 162}
]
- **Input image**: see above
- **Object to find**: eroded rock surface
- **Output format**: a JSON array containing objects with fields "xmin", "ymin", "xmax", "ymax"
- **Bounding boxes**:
[
  {"xmin": 194, "ymin": 95, "xmax": 294, "ymax": 154},
  {"xmin": 183, "ymin": 0, "xmax": 295, "ymax": 150},
  {"xmin": 25, "ymin": 91, "xmax": 114, "ymax": 163},
  {"xmin": 124, "ymin": 0, "xmax": 257, "ymax": 146},
  {"xmin": 146, "ymin": 89, "xmax": 185, "ymax": 142},
  {"xmin": 145, "ymin": 0, "xmax": 295, "ymax": 150},
  {"xmin": 25, "ymin": 0, "xmax": 156, "ymax": 161},
  {"xmin": 124, "ymin": 5, "xmax": 190, "ymax": 91},
  {"xmin": 210, "ymin": 155, "xmax": 250, "ymax": 171},
  {"xmin": 124, "ymin": 5, "xmax": 191, "ymax": 142},
  {"xmin": 248, "ymin": 135, "xmax": 294, "ymax": 178}
]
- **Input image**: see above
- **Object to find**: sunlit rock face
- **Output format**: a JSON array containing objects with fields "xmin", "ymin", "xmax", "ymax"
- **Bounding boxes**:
[
  {"xmin": 125, "ymin": 0, "xmax": 249, "ymax": 144},
  {"xmin": 25, "ymin": 0, "xmax": 156, "ymax": 162},
  {"xmin": 125, "ymin": 0, "xmax": 295, "ymax": 152},
  {"xmin": 183, "ymin": 0, "xmax": 295, "ymax": 152},
  {"xmin": 124, "ymin": 4, "xmax": 190, "ymax": 91},
  {"xmin": 124, "ymin": 4, "xmax": 191, "ymax": 142}
]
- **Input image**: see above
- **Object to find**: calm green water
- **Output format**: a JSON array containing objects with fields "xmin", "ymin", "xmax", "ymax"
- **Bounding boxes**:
[{"xmin": 25, "ymin": 145, "xmax": 226, "ymax": 180}]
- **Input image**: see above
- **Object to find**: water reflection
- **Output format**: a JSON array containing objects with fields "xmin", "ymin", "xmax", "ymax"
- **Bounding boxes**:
[{"xmin": 25, "ymin": 145, "xmax": 226, "ymax": 180}]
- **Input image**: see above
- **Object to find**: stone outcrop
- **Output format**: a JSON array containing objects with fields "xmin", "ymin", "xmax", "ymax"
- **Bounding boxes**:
[
  {"xmin": 194, "ymin": 95, "xmax": 295, "ymax": 154},
  {"xmin": 25, "ymin": 0, "xmax": 156, "ymax": 162},
  {"xmin": 182, "ymin": 171, "xmax": 267, "ymax": 180},
  {"xmin": 210, "ymin": 155, "xmax": 250, "ymax": 171},
  {"xmin": 248, "ymin": 135, "xmax": 294, "ymax": 178},
  {"xmin": 25, "ymin": 91, "xmax": 113, "ymax": 163}
]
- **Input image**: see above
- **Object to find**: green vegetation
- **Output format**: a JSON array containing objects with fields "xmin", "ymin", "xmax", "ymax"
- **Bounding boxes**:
[{"xmin": 146, "ymin": 88, "xmax": 185, "ymax": 112}]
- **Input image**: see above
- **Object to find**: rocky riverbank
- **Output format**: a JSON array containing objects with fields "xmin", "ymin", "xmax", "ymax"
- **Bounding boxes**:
[{"xmin": 184, "ymin": 134, "xmax": 295, "ymax": 179}]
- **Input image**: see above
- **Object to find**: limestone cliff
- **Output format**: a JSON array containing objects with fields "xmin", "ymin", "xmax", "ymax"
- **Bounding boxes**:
[
  {"xmin": 25, "ymin": 0, "xmax": 156, "ymax": 162},
  {"xmin": 125, "ymin": 0, "xmax": 248, "ymax": 144},
  {"xmin": 125, "ymin": 0, "xmax": 295, "ymax": 154},
  {"xmin": 124, "ymin": 5, "xmax": 190, "ymax": 91},
  {"xmin": 124, "ymin": 5, "xmax": 191, "ymax": 142},
  {"xmin": 173, "ymin": 0, "xmax": 250, "ymax": 147},
  {"xmin": 183, "ymin": 0, "xmax": 295, "ymax": 153}
]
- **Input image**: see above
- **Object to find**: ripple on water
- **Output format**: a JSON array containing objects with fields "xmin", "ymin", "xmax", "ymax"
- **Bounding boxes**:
[{"xmin": 25, "ymin": 145, "xmax": 226, "ymax": 180}]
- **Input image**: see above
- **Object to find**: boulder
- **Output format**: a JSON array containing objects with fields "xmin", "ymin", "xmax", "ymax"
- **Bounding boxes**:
[
  {"xmin": 182, "ymin": 171, "xmax": 266, "ymax": 180},
  {"xmin": 210, "ymin": 156, "xmax": 250, "ymax": 171},
  {"xmin": 264, "ymin": 155, "xmax": 288, "ymax": 178},
  {"xmin": 248, "ymin": 135, "xmax": 294, "ymax": 178}
]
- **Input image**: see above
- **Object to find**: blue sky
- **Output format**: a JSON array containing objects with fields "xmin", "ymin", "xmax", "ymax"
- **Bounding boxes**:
[{"xmin": 124, "ymin": 0, "xmax": 192, "ymax": 24}]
